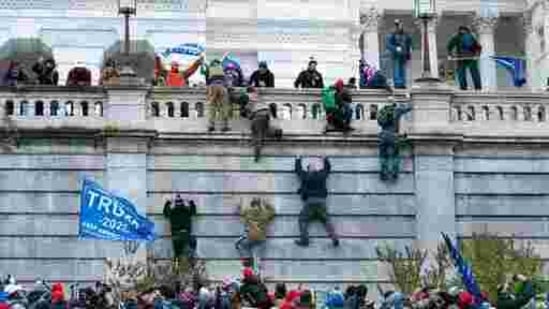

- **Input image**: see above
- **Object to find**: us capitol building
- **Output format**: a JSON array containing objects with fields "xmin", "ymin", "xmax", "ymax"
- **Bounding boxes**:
[{"xmin": 0, "ymin": 0, "xmax": 544, "ymax": 90}]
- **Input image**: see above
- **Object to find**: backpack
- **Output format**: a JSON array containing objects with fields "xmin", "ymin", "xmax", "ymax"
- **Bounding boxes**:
[
  {"xmin": 461, "ymin": 33, "xmax": 477, "ymax": 53},
  {"xmin": 209, "ymin": 63, "xmax": 224, "ymax": 78},
  {"xmin": 321, "ymin": 87, "xmax": 337, "ymax": 112}
]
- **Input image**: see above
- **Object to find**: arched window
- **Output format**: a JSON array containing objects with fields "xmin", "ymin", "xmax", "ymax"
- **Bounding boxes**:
[
  {"xmin": 180, "ymin": 102, "xmax": 189, "ymax": 118},
  {"xmin": 355, "ymin": 104, "xmax": 364, "ymax": 120},
  {"xmin": 312, "ymin": 104, "xmax": 321, "ymax": 120},
  {"xmin": 65, "ymin": 101, "xmax": 74, "ymax": 117},
  {"xmin": 94, "ymin": 101, "xmax": 103, "ymax": 117},
  {"xmin": 281, "ymin": 104, "xmax": 292, "ymax": 120},
  {"xmin": 269, "ymin": 103, "xmax": 278, "ymax": 119},
  {"xmin": 5, "ymin": 100, "xmax": 14, "ymax": 116},
  {"xmin": 538, "ymin": 106, "xmax": 546, "ymax": 122},
  {"xmin": 195, "ymin": 102, "xmax": 204, "ymax": 118},
  {"xmin": 524, "ymin": 106, "xmax": 532, "ymax": 121},
  {"xmin": 510, "ymin": 106, "xmax": 518, "ymax": 121},
  {"xmin": 297, "ymin": 104, "xmax": 306, "ymax": 119},
  {"xmin": 151, "ymin": 102, "xmax": 160, "ymax": 117},
  {"xmin": 81, "ymin": 101, "xmax": 89, "ymax": 117},
  {"xmin": 35, "ymin": 101, "xmax": 44, "ymax": 116},
  {"xmin": 50, "ymin": 101, "xmax": 59, "ymax": 116},
  {"xmin": 481, "ymin": 106, "xmax": 490, "ymax": 121},
  {"xmin": 369, "ymin": 105, "xmax": 378, "ymax": 120},
  {"xmin": 466, "ymin": 106, "xmax": 475, "ymax": 121},
  {"xmin": 20, "ymin": 101, "xmax": 29, "ymax": 116},
  {"xmin": 166, "ymin": 102, "xmax": 175, "ymax": 118},
  {"xmin": 495, "ymin": 106, "xmax": 504, "ymax": 120}
]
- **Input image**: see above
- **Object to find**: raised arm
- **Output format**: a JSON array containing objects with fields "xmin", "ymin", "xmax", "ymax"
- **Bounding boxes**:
[
  {"xmin": 395, "ymin": 103, "xmax": 412, "ymax": 119},
  {"xmin": 188, "ymin": 200, "xmax": 197, "ymax": 216},
  {"xmin": 163, "ymin": 200, "xmax": 172, "ymax": 218},
  {"xmin": 182, "ymin": 58, "xmax": 202, "ymax": 79},
  {"xmin": 322, "ymin": 157, "xmax": 331, "ymax": 176},
  {"xmin": 447, "ymin": 35, "xmax": 458, "ymax": 55},
  {"xmin": 263, "ymin": 201, "xmax": 276, "ymax": 223},
  {"xmin": 295, "ymin": 156, "xmax": 305, "ymax": 179}
]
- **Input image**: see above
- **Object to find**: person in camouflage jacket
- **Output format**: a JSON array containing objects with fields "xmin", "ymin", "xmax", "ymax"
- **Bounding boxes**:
[{"xmin": 235, "ymin": 198, "xmax": 275, "ymax": 269}]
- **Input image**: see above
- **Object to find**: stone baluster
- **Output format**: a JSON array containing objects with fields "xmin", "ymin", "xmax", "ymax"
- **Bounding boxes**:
[
  {"xmin": 474, "ymin": 16, "xmax": 498, "ymax": 91},
  {"xmin": 359, "ymin": 7, "xmax": 382, "ymax": 70}
]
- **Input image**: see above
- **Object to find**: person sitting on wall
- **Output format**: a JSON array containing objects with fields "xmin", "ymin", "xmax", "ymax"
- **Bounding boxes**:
[
  {"xmin": 294, "ymin": 156, "xmax": 339, "ymax": 247},
  {"xmin": 99, "ymin": 58, "xmax": 120, "ymax": 86},
  {"xmin": 163, "ymin": 194, "xmax": 197, "ymax": 261},
  {"xmin": 249, "ymin": 61, "xmax": 275, "ymax": 88},
  {"xmin": 447, "ymin": 26, "xmax": 482, "ymax": 91},
  {"xmin": 165, "ymin": 55, "xmax": 203, "ymax": 87},
  {"xmin": 242, "ymin": 87, "xmax": 283, "ymax": 162},
  {"xmin": 66, "ymin": 62, "xmax": 92, "ymax": 86},
  {"xmin": 202, "ymin": 59, "xmax": 232, "ymax": 132},
  {"xmin": 377, "ymin": 97, "xmax": 412, "ymax": 181},
  {"xmin": 235, "ymin": 197, "xmax": 275, "ymax": 271},
  {"xmin": 345, "ymin": 77, "xmax": 357, "ymax": 89},
  {"xmin": 360, "ymin": 59, "xmax": 392, "ymax": 91},
  {"xmin": 294, "ymin": 57, "xmax": 324, "ymax": 89},
  {"xmin": 32, "ymin": 57, "xmax": 59, "ymax": 85}
]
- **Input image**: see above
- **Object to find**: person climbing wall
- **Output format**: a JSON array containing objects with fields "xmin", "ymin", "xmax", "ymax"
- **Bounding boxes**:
[
  {"xmin": 377, "ymin": 98, "xmax": 412, "ymax": 181},
  {"xmin": 163, "ymin": 194, "xmax": 197, "ymax": 260}
]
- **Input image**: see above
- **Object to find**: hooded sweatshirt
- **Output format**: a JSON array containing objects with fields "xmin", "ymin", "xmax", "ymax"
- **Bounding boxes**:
[
  {"xmin": 249, "ymin": 64, "xmax": 275, "ymax": 88},
  {"xmin": 295, "ymin": 157, "xmax": 331, "ymax": 201},
  {"xmin": 240, "ymin": 199, "xmax": 275, "ymax": 241},
  {"xmin": 33, "ymin": 58, "xmax": 59, "ymax": 85},
  {"xmin": 66, "ymin": 66, "xmax": 91, "ymax": 86}
]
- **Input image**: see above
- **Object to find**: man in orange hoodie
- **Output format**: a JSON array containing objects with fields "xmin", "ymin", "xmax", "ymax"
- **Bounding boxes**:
[{"xmin": 165, "ymin": 55, "xmax": 203, "ymax": 87}]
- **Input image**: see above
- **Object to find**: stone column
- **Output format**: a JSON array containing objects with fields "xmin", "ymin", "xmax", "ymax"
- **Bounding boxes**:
[
  {"xmin": 359, "ymin": 6, "xmax": 382, "ymax": 69},
  {"xmin": 414, "ymin": 15, "xmax": 440, "ymax": 79},
  {"xmin": 522, "ymin": 11, "xmax": 537, "ymax": 89},
  {"xmin": 474, "ymin": 16, "xmax": 498, "ymax": 91}
]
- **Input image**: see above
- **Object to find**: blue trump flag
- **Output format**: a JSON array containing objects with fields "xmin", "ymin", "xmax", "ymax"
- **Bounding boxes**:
[
  {"xmin": 79, "ymin": 179, "xmax": 155, "ymax": 241},
  {"xmin": 491, "ymin": 56, "xmax": 526, "ymax": 87},
  {"xmin": 442, "ymin": 233, "xmax": 484, "ymax": 306},
  {"xmin": 162, "ymin": 43, "xmax": 205, "ymax": 58}
]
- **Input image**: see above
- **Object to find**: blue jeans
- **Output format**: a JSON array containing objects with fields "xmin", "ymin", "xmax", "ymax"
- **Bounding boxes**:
[
  {"xmin": 393, "ymin": 58, "xmax": 407, "ymax": 88},
  {"xmin": 342, "ymin": 102, "xmax": 352, "ymax": 125},
  {"xmin": 235, "ymin": 232, "xmax": 266, "ymax": 260}
]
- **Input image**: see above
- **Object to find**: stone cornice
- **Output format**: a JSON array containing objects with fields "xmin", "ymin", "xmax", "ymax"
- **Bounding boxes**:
[
  {"xmin": 473, "ymin": 15, "xmax": 499, "ymax": 34},
  {"xmin": 359, "ymin": 7, "xmax": 382, "ymax": 33}
]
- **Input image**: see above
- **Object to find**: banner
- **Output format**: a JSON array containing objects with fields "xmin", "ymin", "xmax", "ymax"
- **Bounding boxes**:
[
  {"xmin": 442, "ymin": 233, "xmax": 483, "ymax": 305},
  {"xmin": 492, "ymin": 56, "xmax": 526, "ymax": 87},
  {"xmin": 79, "ymin": 179, "xmax": 155, "ymax": 241}
]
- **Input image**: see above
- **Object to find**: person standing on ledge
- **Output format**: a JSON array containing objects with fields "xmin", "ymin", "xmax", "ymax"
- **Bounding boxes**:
[
  {"xmin": 294, "ymin": 156, "xmax": 339, "ymax": 247},
  {"xmin": 385, "ymin": 19, "xmax": 412, "ymax": 89},
  {"xmin": 294, "ymin": 57, "xmax": 324, "ymax": 89},
  {"xmin": 447, "ymin": 25, "xmax": 482, "ymax": 91},
  {"xmin": 202, "ymin": 59, "xmax": 231, "ymax": 132}
]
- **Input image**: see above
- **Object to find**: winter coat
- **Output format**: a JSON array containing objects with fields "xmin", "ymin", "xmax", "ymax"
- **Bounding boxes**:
[
  {"xmin": 202, "ymin": 61, "xmax": 226, "ymax": 86},
  {"xmin": 100, "ymin": 67, "xmax": 120, "ymax": 86},
  {"xmin": 497, "ymin": 281, "xmax": 536, "ymax": 309},
  {"xmin": 386, "ymin": 31, "xmax": 412, "ymax": 60},
  {"xmin": 66, "ymin": 67, "xmax": 91, "ymax": 86},
  {"xmin": 249, "ymin": 69, "xmax": 275, "ymax": 87},
  {"xmin": 295, "ymin": 157, "xmax": 331, "ymax": 201},
  {"xmin": 239, "ymin": 199, "xmax": 275, "ymax": 241},
  {"xmin": 32, "ymin": 58, "xmax": 59, "ymax": 85},
  {"xmin": 239, "ymin": 278, "xmax": 270, "ymax": 309},
  {"xmin": 294, "ymin": 69, "xmax": 324, "ymax": 89},
  {"xmin": 3, "ymin": 63, "xmax": 29, "ymax": 86},
  {"xmin": 447, "ymin": 33, "xmax": 482, "ymax": 58},
  {"xmin": 378, "ymin": 103, "xmax": 412, "ymax": 133},
  {"xmin": 163, "ymin": 198, "xmax": 197, "ymax": 233},
  {"xmin": 166, "ymin": 59, "xmax": 201, "ymax": 87},
  {"xmin": 365, "ymin": 71, "xmax": 390, "ymax": 89}
]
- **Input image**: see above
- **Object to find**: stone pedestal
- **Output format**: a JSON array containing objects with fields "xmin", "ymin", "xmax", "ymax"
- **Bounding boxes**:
[{"xmin": 360, "ymin": 7, "xmax": 382, "ymax": 69}]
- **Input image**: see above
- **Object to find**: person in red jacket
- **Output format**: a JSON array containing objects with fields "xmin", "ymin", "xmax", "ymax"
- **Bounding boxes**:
[
  {"xmin": 165, "ymin": 56, "xmax": 203, "ymax": 87},
  {"xmin": 51, "ymin": 282, "xmax": 68, "ymax": 308}
]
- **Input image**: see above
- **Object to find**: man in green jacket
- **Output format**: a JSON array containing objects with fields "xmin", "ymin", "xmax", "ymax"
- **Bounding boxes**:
[{"xmin": 447, "ymin": 26, "xmax": 482, "ymax": 90}]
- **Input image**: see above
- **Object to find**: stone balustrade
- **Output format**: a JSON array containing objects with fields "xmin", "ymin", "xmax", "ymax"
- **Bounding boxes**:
[{"xmin": 3, "ymin": 85, "xmax": 549, "ymax": 137}]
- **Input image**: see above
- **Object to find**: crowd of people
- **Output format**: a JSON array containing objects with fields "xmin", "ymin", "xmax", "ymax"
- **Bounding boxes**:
[{"xmin": 1, "ymin": 269, "xmax": 547, "ymax": 308}]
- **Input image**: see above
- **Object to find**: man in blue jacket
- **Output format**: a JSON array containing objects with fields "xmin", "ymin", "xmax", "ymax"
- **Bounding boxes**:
[
  {"xmin": 294, "ymin": 156, "xmax": 339, "ymax": 247},
  {"xmin": 385, "ymin": 20, "xmax": 412, "ymax": 89}
]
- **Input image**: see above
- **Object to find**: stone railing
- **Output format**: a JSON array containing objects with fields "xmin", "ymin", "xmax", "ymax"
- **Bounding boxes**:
[
  {"xmin": 4, "ymin": 85, "xmax": 549, "ymax": 139},
  {"xmin": 450, "ymin": 91, "xmax": 549, "ymax": 122},
  {"xmin": 0, "ymin": 86, "xmax": 106, "ymax": 119}
]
